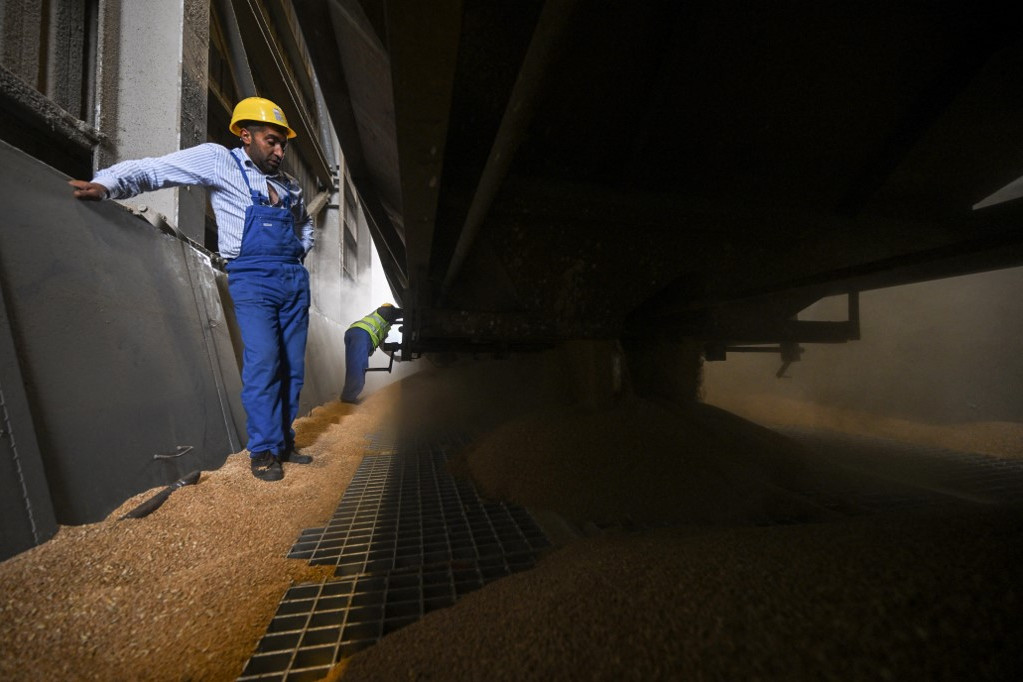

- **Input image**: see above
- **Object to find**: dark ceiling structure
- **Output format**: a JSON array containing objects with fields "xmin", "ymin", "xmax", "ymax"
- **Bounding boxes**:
[{"xmin": 294, "ymin": 0, "xmax": 1023, "ymax": 357}]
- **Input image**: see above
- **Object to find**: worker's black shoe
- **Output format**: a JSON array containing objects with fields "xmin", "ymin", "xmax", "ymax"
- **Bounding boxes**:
[
  {"xmin": 250, "ymin": 452, "xmax": 283, "ymax": 481},
  {"xmin": 281, "ymin": 446, "xmax": 313, "ymax": 464}
]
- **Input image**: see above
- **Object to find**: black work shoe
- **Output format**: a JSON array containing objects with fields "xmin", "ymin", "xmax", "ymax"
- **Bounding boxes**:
[
  {"xmin": 281, "ymin": 446, "xmax": 313, "ymax": 464},
  {"xmin": 250, "ymin": 451, "xmax": 283, "ymax": 481}
]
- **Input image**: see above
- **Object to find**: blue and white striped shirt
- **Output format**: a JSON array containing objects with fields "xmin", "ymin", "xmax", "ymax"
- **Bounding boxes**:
[{"xmin": 92, "ymin": 143, "xmax": 314, "ymax": 260}]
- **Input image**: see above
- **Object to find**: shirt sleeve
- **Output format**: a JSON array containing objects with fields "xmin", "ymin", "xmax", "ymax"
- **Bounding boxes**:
[
  {"xmin": 291, "ymin": 179, "xmax": 315, "ymax": 255},
  {"xmin": 299, "ymin": 216, "xmax": 314, "ymax": 255},
  {"xmin": 91, "ymin": 143, "xmax": 225, "ymax": 200}
]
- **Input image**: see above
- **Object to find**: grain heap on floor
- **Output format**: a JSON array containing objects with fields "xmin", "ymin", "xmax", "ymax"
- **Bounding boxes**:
[
  {"xmin": 3, "ymin": 359, "xmax": 1021, "ymax": 681},
  {"xmin": 0, "ymin": 391, "xmax": 391, "ymax": 681},
  {"xmin": 340, "ymin": 364, "xmax": 1023, "ymax": 680}
]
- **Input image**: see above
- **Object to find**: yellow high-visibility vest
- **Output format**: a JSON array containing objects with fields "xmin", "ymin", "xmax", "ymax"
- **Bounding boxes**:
[{"xmin": 349, "ymin": 311, "xmax": 391, "ymax": 350}]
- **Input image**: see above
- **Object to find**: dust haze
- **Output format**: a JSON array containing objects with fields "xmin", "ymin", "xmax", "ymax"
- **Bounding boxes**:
[
  {"xmin": 336, "ymin": 252, "xmax": 421, "ymax": 399},
  {"xmin": 704, "ymin": 266, "xmax": 1023, "ymax": 455}
]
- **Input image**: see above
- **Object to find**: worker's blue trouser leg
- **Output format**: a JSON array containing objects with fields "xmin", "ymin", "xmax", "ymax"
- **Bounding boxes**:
[
  {"xmin": 341, "ymin": 327, "xmax": 372, "ymax": 402},
  {"xmin": 228, "ymin": 261, "xmax": 310, "ymax": 455}
]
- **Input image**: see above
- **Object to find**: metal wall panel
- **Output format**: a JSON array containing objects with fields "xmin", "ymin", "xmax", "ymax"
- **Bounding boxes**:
[
  {"xmin": 0, "ymin": 140, "xmax": 241, "ymax": 527},
  {"xmin": 181, "ymin": 245, "xmax": 246, "ymax": 452},
  {"xmin": 303, "ymin": 184, "xmax": 357, "ymax": 411},
  {"xmin": 0, "ymin": 273, "xmax": 58, "ymax": 561}
]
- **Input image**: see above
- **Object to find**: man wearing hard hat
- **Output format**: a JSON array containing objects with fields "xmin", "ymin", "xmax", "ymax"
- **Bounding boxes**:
[
  {"xmin": 341, "ymin": 303, "xmax": 403, "ymax": 404},
  {"xmin": 69, "ymin": 97, "xmax": 314, "ymax": 482}
]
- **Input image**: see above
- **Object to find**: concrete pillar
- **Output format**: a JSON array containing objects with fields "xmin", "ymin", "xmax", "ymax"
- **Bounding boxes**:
[
  {"xmin": 95, "ymin": 0, "xmax": 209, "ymax": 243},
  {"xmin": 0, "ymin": 0, "xmax": 44, "ymax": 87}
]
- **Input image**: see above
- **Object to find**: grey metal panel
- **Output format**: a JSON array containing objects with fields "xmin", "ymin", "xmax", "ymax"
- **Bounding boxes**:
[
  {"xmin": 0, "ymin": 140, "xmax": 239, "ymax": 524},
  {"xmin": 180, "ymin": 245, "xmax": 245, "ymax": 453},
  {"xmin": 0, "ymin": 272, "xmax": 58, "ymax": 561}
]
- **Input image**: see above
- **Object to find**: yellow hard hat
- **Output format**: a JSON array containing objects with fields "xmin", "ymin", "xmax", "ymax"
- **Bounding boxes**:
[
  {"xmin": 229, "ymin": 97, "xmax": 297, "ymax": 138},
  {"xmin": 379, "ymin": 302, "xmax": 394, "ymax": 308}
]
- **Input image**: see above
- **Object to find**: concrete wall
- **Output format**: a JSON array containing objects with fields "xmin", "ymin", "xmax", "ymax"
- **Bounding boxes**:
[
  {"xmin": 92, "ymin": 0, "xmax": 210, "ymax": 242},
  {"xmin": 303, "ymin": 182, "xmax": 351, "ymax": 412},
  {"xmin": 302, "ymin": 167, "xmax": 404, "ymax": 412}
]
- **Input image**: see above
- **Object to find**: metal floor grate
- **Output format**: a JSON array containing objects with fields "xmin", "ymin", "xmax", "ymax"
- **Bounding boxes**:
[
  {"xmin": 238, "ymin": 433, "xmax": 550, "ymax": 681},
  {"xmin": 287, "ymin": 447, "xmax": 548, "ymax": 575}
]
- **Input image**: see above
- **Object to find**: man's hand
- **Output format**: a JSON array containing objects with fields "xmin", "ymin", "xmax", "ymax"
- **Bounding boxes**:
[{"xmin": 68, "ymin": 180, "xmax": 108, "ymax": 201}]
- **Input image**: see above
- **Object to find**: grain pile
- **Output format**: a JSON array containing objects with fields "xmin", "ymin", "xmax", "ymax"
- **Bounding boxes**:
[
  {"xmin": 450, "ymin": 397, "xmax": 836, "ymax": 528},
  {"xmin": 3, "ymin": 358, "xmax": 1022, "ymax": 681},
  {"xmin": 340, "ymin": 378, "xmax": 1023, "ymax": 681},
  {"xmin": 343, "ymin": 503, "xmax": 1023, "ymax": 680},
  {"xmin": 706, "ymin": 392, "xmax": 1023, "ymax": 460},
  {"xmin": 0, "ymin": 393, "xmax": 389, "ymax": 681}
]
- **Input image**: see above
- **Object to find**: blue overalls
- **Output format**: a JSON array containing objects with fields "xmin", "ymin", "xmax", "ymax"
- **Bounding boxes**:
[
  {"xmin": 341, "ymin": 312, "xmax": 390, "ymax": 402},
  {"xmin": 341, "ymin": 326, "xmax": 373, "ymax": 402},
  {"xmin": 225, "ymin": 151, "xmax": 310, "ymax": 458}
]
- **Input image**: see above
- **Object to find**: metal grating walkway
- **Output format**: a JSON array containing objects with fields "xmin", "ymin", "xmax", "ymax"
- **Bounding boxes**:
[{"xmin": 238, "ymin": 433, "xmax": 551, "ymax": 681}]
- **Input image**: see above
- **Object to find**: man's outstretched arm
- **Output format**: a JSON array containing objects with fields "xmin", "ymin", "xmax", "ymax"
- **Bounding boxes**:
[
  {"xmin": 68, "ymin": 143, "xmax": 223, "ymax": 202},
  {"xmin": 68, "ymin": 180, "xmax": 109, "ymax": 201}
]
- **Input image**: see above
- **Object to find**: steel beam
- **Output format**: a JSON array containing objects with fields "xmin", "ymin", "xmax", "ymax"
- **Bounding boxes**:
[
  {"xmin": 386, "ymin": 0, "xmax": 464, "ymax": 314},
  {"xmin": 440, "ymin": 0, "xmax": 580, "ymax": 298},
  {"xmin": 292, "ymin": 0, "xmax": 409, "ymax": 290},
  {"xmin": 233, "ymin": 0, "xmax": 332, "ymax": 186}
]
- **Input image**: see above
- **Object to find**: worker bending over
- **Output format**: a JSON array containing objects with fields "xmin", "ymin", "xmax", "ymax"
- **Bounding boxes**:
[
  {"xmin": 342, "ymin": 304, "xmax": 403, "ymax": 403},
  {"xmin": 70, "ymin": 97, "xmax": 314, "ymax": 482}
]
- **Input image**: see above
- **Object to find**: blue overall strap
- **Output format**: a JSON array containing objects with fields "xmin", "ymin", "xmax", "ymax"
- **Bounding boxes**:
[
  {"xmin": 230, "ymin": 149, "xmax": 264, "ymax": 204},
  {"xmin": 230, "ymin": 148, "xmax": 291, "ymax": 207}
]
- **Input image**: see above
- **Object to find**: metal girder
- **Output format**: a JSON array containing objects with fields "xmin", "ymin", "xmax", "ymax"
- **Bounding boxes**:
[
  {"xmin": 262, "ymin": 2, "xmax": 320, "ymax": 117},
  {"xmin": 711, "ymin": 320, "xmax": 861, "ymax": 347},
  {"xmin": 232, "ymin": 0, "xmax": 332, "ymax": 186},
  {"xmin": 292, "ymin": 0, "xmax": 409, "ymax": 291},
  {"xmin": 416, "ymin": 308, "xmax": 558, "ymax": 346},
  {"xmin": 715, "ymin": 226, "xmax": 1023, "ymax": 307},
  {"xmin": 213, "ymin": 0, "xmax": 256, "ymax": 98},
  {"xmin": 439, "ymin": 0, "xmax": 580, "ymax": 299},
  {"xmin": 291, "ymin": 0, "xmax": 368, "ymax": 175},
  {"xmin": 386, "ymin": 0, "xmax": 464, "ymax": 313},
  {"xmin": 289, "ymin": 0, "xmax": 1023, "ymax": 354}
]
